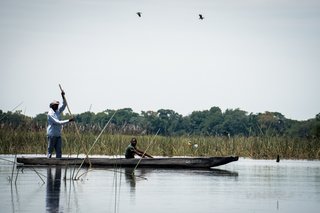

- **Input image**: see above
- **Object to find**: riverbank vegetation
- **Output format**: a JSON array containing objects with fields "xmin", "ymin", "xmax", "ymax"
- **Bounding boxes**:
[{"xmin": 1, "ymin": 107, "xmax": 319, "ymax": 159}]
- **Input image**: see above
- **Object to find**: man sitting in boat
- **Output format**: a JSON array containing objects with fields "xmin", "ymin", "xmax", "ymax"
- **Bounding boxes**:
[{"xmin": 125, "ymin": 138, "xmax": 153, "ymax": 159}]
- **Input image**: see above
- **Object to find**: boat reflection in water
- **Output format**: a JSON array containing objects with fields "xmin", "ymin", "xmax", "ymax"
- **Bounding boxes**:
[
  {"xmin": 123, "ymin": 167, "xmax": 238, "ymax": 190},
  {"xmin": 196, "ymin": 168, "xmax": 239, "ymax": 177},
  {"xmin": 46, "ymin": 167, "xmax": 62, "ymax": 213}
]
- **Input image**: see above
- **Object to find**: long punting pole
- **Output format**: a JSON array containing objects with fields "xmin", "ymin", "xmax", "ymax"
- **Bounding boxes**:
[{"xmin": 58, "ymin": 84, "xmax": 89, "ymax": 159}]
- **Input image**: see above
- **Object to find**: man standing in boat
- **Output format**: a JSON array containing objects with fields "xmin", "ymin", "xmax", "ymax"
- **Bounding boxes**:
[
  {"xmin": 47, "ymin": 90, "xmax": 74, "ymax": 158},
  {"xmin": 125, "ymin": 137, "xmax": 153, "ymax": 159}
]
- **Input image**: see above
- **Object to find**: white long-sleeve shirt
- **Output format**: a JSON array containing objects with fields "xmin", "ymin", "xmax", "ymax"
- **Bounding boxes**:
[{"xmin": 47, "ymin": 99, "xmax": 69, "ymax": 137}]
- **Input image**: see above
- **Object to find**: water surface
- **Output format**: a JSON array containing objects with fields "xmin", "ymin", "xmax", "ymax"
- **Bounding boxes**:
[{"xmin": 0, "ymin": 156, "xmax": 319, "ymax": 213}]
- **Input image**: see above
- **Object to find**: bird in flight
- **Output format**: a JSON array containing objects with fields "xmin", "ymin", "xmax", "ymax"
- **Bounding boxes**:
[
  {"xmin": 137, "ymin": 12, "xmax": 142, "ymax": 17},
  {"xmin": 199, "ymin": 14, "xmax": 204, "ymax": 20}
]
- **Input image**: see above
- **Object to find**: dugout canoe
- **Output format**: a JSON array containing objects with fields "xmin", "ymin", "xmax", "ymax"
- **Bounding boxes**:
[{"xmin": 16, "ymin": 156, "xmax": 238, "ymax": 168}]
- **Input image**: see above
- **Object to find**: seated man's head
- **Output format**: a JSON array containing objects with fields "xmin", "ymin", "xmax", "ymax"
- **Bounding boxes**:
[{"xmin": 131, "ymin": 138, "xmax": 137, "ymax": 147}]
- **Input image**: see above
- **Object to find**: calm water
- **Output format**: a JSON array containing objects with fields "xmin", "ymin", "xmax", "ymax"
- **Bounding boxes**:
[{"xmin": 0, "ymin": 155, "xmax": 320, "ymax": 213}]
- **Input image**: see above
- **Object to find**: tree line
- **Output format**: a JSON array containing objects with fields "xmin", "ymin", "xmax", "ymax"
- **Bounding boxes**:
[{"xmin": 0, "ymin": 107, "xmax": 319, "ymax": 138}]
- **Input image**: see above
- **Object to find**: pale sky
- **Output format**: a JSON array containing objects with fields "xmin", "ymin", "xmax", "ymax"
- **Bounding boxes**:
[{"xmin": 0, "ymin": 0, "xmax": 319, "ymax": 121}]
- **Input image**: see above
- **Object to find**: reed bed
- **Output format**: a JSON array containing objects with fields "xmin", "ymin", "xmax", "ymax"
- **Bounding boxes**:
[{"xmin": 1, "ymin": 127, "xmax": 319, "ymax": 159}]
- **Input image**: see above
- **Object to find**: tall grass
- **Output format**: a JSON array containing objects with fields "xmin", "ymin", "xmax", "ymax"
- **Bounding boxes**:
[{"xmin": 0, "ymin": 126, "xmax": 319, "ymax": 159}]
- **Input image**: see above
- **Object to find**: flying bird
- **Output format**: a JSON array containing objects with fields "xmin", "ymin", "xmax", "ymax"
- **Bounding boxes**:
[
  {"xmin": 199, "ymin": 14, "xmax": 204, "ymax": 20},
  {"xmin": 136, "ymin": 12, "xmax": 142, "ymax": 17}
]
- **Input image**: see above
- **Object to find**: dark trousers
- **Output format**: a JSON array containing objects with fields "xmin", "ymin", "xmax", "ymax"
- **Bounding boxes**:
[{"xmin": 47, "ymin": 136, "xmax": 62, "ymax": 158}]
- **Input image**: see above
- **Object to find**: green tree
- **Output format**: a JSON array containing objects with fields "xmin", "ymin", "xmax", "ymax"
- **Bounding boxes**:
[
  {"xmin": 157, "ymin": 109, "xmax": 184, "ymax": 136},
  {"xmin": 256, "ymin": 111, "xmax": 286, "ymax": 136},
  {"xmin": 311, "ymin": 113, "xmax": 320, "ymax": 138},
  {"xmin": 202, "ymin": 107, "xmax": 223, "ymax": 136},
  {"xmin": 33, "ymin": 113, "xmax": 47, "ymax": 128},
  {"xmin": 141, "ymin": 110, "xmax": 158, "ymax": 134},
  {"xmin": 188, "ymin": 110, "xmax": 207, "ymax": 135},
  {"xmin": 221, "ymin": 108, "xmax": 249, "ymax": 136}
]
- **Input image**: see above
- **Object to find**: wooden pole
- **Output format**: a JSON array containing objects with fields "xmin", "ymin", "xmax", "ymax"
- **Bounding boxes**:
[{"xmin": 58, "ymin": 84, "xmax": 89, "ymax": 159}]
